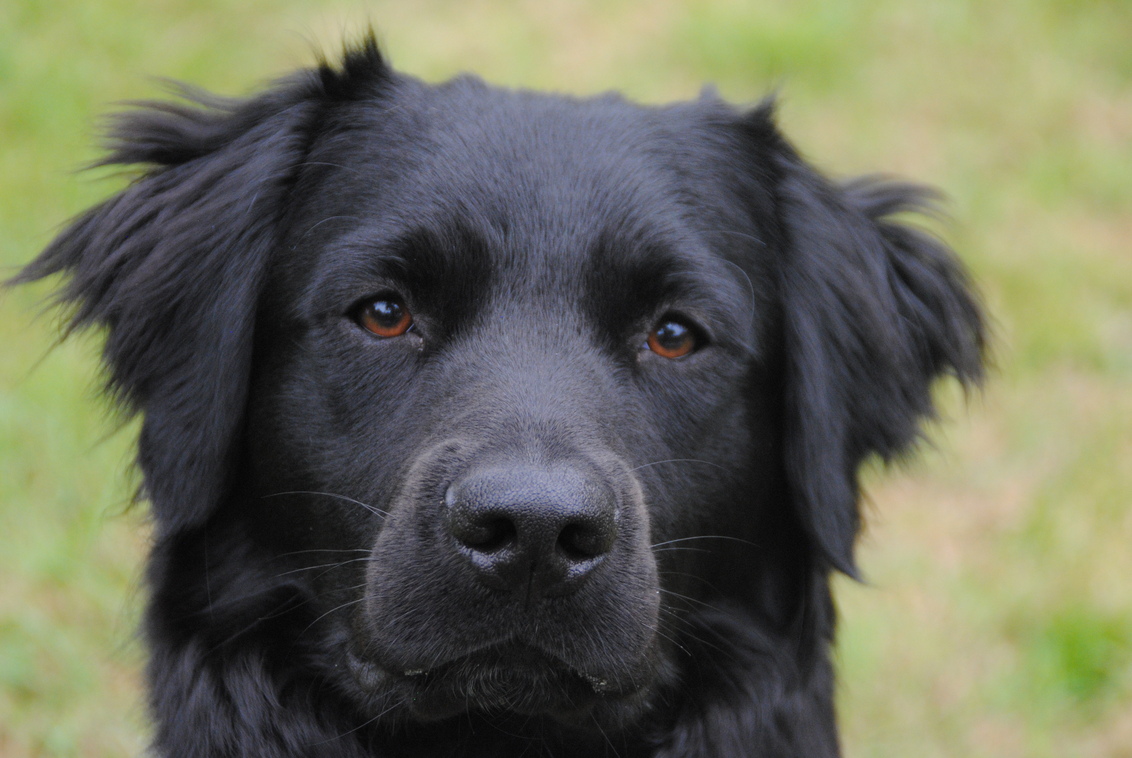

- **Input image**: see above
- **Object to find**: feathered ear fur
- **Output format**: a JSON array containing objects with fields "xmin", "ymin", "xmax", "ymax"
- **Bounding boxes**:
[
  {"xmin": 11, "ymin": 39, "xmax": 392, "ymax": 536},
  {"xmin": 759, "ymin": 110, "xmax": 985, "ymax": 576}
]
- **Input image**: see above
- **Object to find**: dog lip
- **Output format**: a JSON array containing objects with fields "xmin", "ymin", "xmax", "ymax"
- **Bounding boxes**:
[
  {"xmin": 354, "ymin": 640, "xmax": 638, "ymax": 700},
  {"xmin": 391, "ymin": 643, "xmax": 622, "ymax": 720},
  {"xmin": 410, "ymin": 642, "xmax": 642, "ymax": 696},
  {"xmin": 378, "ymin": 640, "xmax": 567, "ymax": 680},
  {"xmin": 346, "ymin": 647, "xmax": 389, "ymax": 692},
  {"xmin": 344, "ymin": 647, "xmax": 432, "ymax": 696}
]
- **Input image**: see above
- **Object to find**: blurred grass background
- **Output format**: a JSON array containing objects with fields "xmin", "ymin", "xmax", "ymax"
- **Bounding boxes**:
[{"xmin": 1, "ymin": 0, "xmax": 1130, "ymax": 755}]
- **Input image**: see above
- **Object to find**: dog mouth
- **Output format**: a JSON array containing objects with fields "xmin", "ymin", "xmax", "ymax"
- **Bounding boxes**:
[{"xmin": 347, "ymin": 642, "xmax": 634, "ymax": 721}]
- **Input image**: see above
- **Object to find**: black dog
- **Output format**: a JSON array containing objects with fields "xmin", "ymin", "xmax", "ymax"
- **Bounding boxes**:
[{"xmin": 17, "ymin": 37, "xmax": 983, "ymax": 757}]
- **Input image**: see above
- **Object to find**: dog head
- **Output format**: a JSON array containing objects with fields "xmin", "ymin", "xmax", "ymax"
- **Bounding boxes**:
[{"xmin": 17, "ymin": 38, "xmax": 983, "ymax": 735}]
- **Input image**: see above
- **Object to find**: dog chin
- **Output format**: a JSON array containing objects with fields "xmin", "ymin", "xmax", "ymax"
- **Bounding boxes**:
[{"xmin": 347, "ymin": 643, "xmax": 652, "ymax": 724}]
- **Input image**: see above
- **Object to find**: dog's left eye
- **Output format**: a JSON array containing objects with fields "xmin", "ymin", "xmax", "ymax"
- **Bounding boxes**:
[
  {"xmin": 645, "ymin": 317, "xmax": 700, "ymax": 359},
  {"xmin": 354, "ymin": 296, "xmax": 413, "ymax": 338}
]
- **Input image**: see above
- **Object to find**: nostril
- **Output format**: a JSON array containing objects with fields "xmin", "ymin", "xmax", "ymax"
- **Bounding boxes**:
[
  {"xmin": 446, "ymin": 486, "xmax": 518, "ymax": 553},
  {"xmin": 458, "ymin": 516, "xmax": 517, "ymax": 553},
  {"xmin": 557, "ymin": 521, "xmax": 612, "ymax": 561}
]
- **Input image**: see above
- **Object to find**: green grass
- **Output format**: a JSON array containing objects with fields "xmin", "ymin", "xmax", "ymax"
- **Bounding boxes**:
[{"xmin": 2, "ymin": 1, "xmax": 1130, "ymax": 755}]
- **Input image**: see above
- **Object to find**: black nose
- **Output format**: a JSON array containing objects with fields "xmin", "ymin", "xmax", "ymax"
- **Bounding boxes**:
[{"xmin": 445, "ymin": 465, "xmax": 617, "ymax": 596}]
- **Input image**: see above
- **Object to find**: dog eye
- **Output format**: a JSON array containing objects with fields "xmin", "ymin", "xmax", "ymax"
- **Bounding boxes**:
[
  {"xmin": 355, "ymin": 296, "xmax": 413, "ymax": 338},
  {"xmin": 645, "ymin": 317, "xmax": 700, "ymax": 359}
]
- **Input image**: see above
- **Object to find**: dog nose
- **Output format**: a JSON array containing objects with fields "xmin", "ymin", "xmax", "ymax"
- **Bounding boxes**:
[{"xmin": 445, "ymin": 465, "xmax": 617, "ymax": 595}]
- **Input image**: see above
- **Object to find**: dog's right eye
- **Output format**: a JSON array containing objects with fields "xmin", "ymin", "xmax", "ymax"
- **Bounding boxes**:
[
  {"xmin": 645, "ymin": 317, "xmax": 701, "ymax": 359},
  {"xmin": 354, "ymin": 296, "xmax": 413, "ymax": 338}
]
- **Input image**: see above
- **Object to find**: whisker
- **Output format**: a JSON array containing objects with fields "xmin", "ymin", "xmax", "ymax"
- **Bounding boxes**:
[
  {"xmin": 716, "ymin": 253, "xmax": 758, "ymax": 315},
  {"xmin": 628, "ymin": 458, "xmax": 727, "ymax": 474},
  {"xmin": 651, "ymin": 535, "xmax": 761, "ymax": 550},
  {"xmin": 589, "ymin": 712, "xmax": 623, "ymax": 758},
  {"xmin": 651, "ymin": 545, "xmax": 711, "ymax": 555},
  {"xmin": 659, "ymin": 588, "xmax": 721, "ymax": 611},
  {"xmin": 655, "ymin": 570, "xmax": 730, "ymax": 598},
  {"xmin": 273, "ymin": 548, "xmax": 371, "ymax": 562},
  {"xmin": 272, "ymin": 556, "xmax": 375, "ymax": 578},
  {"xmin": 262, "ymin": 490, "xmax": 390, "ymax": 518},
  {"xmin": 706, "ymin": 228, "xmax": 766, "ymax": 247},
  {"xmin": 317, "ymin": 698, "xmax": 403, "ymax": 745},
  {"xmin": 296, "ymin": 596, "xmax": 364, "ymax": 640},
  {"xmin": 296, "ymin": 214, "xmax": 360, "ymax": 243},
  {"xmin": 651, "ymin": 627, "xmax": 692, "ymax": 658},
  {"xmin": 656, "ymin": 610, "xmax": 746, "ymax": 666},
  {"xmin": 201, "ymin": 590, "xmax": 308, "ymax": 657}
]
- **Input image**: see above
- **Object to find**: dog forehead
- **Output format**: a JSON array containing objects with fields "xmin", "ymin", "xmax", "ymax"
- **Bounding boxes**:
[
  {"xmin": 417, "ymin": 83, "xmax": 668, "ymax": 200},
  {"xmin": 414, "ymin": 96, "xmax": 682, "ymax": 250},
  {"xmin": 285, "ymin": 78, "xmax": 759, "ymax": 324},
  {"xmin": 317, "ymin": 79, "xmax": 731, "ymax": 241}
]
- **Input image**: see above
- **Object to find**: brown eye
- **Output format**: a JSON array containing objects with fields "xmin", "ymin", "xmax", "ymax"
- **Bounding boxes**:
[
  {"xmin": 646, "ymin": 318, "xmax": 699, "ymax": 359},
  {"xmin": 356, "ymin": 296, "xmax": 413, "ymax": 338}
]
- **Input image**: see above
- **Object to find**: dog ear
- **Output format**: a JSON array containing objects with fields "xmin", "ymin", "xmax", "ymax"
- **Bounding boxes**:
[
  {"xmin": 12, "ymin": 41, "xmax": 391, "ymax": 536},
  {"xmin": 762, "ymin": 118, "xmax": 985, "ymax": 576}
]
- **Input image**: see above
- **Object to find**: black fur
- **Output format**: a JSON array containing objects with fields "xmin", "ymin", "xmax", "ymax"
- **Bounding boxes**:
[{"xmin": 15, "ymin": 36, "xmax": 983, "ymax": 757}]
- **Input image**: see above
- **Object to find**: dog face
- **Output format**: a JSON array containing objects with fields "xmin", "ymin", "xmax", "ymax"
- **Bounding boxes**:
[
  {"xmin": 17, "ymin": 39, "xmax": 983, "ymax": 754},
  {"xmin": 245, "ymin": 79, "xmax": 772, "ymax": 723}
]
